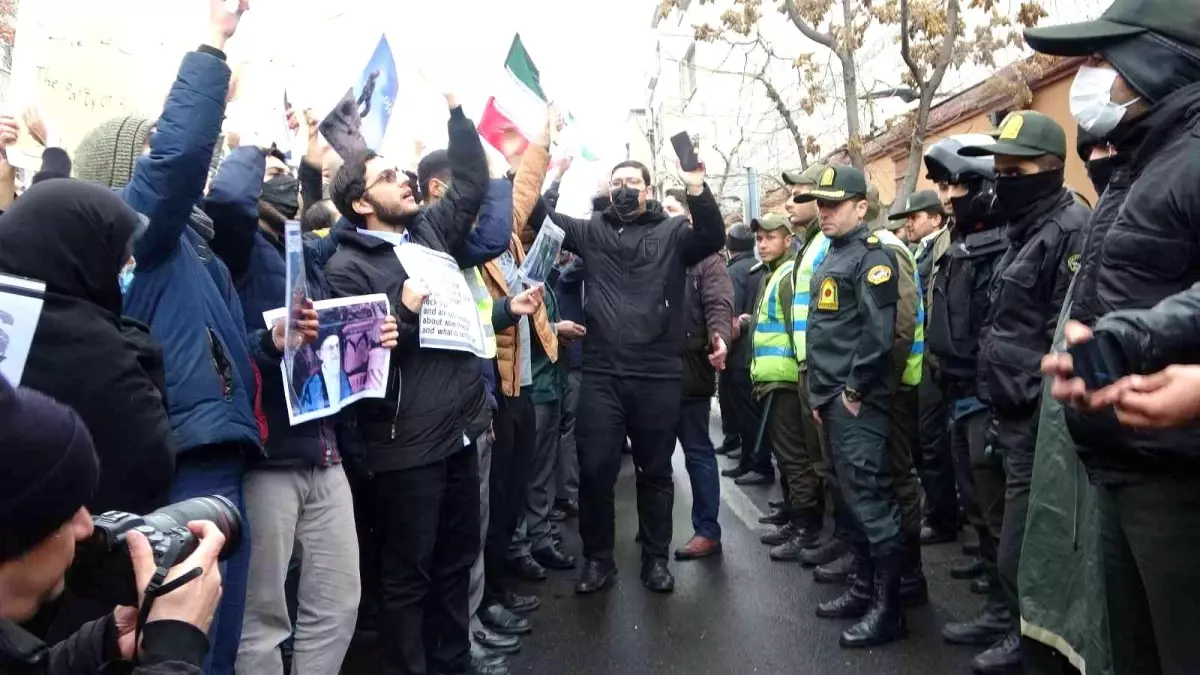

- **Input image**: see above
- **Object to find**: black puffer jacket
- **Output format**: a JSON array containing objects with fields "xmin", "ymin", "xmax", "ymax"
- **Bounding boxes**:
[
  {"xmin": 323, "ymin": 106, "xmax": 490, "ymax": 474},
  {"xmin": 0, "ymin": 616, "xmax": 206, "ymax": 674},
  {"xmin": 1065, "ymin": 81, "xmax": 1200, "ymax": 484},
  {"xmin": 977, "ymin": 189, "xmax": 1088, "ymax": 412},
  {"xmin": 545, "ymin": 188, "xmax": 726, "ymax": 379},
  {"xmin": 726, "ymin": 250, "xmax": 760, "ymax": 370}
]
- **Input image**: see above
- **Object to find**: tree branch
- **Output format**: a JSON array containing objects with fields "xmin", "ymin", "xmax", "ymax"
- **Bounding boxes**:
[{"xmin": 781, "ymin": 0, "xmax": 837, "ymax": 50}]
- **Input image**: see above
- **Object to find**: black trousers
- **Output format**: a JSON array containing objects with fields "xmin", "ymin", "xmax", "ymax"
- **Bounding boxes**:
[
  {"xmin": 918, "ymin": 365, "xmax": 959, "ymax": 532},
  {"xmin": 375, "ymin": 447, "xmax": 480, "ymax": 675},
  {"xmin": 995, "ymin": 407, "xmax": 1038, "ymax": 619},
  {"xmin": 727, "ymin": 368, "xmax": 774, "ymax": 477},
  {"xmin": 717, "ymin": 371, "xmax": 741, "ymax": 446},
  {"xmin": 485, "ymin": 393, "xmax": 536, "ymax": 601},
  {"xmin": 1097, "ymin": 476, "xmax": 1200, "ymax": 675},
  {"xmin": 577, "ymin": 374, "xmax": 681, "ymax": 563}
]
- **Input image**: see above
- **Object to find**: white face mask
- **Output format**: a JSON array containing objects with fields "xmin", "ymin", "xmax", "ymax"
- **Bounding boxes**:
[{"xmin": 1070, "ymin": 65, "xmax": 1141, "ymax": 137}]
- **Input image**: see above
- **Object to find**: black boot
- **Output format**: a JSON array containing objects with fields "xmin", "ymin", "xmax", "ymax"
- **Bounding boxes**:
[
  {"xmin": 799, "ymin": 536, "xmax": 848, "ymax": 568},
  {"xmin": 758, "ymin": 505, "xmax": 791, "ymax": 526},
  {"xmin": 814, "ymin": 547, "xmax": 860, "ymax": 584},
  {"xmin": 942, "ymin": 593, "xmax": 1013, "ymax": 646},
  {"xmin": 816, "ymin": 551, "xmax": 872, "ymax": 619},
  {"xmin": 899, "ymin": 535, "xmax": 928, "ymax": 608},
  {"xmin": 840, "ymin": 553, "xmax": 907, "ymax": 649},
  {"xmin": 951, "ymin": 556, "xmax": 985, "ymax": 580},
  {"xmin": 769, "ymin": 516, "xmax": 821, "ymax": 561},
  {"xmin": 970, "ymin": 631, "xmax": 1023, "ymax": 674},
  {"xmin": 760, "ymin": 522, "xmax": 797, "ymax": 546}
]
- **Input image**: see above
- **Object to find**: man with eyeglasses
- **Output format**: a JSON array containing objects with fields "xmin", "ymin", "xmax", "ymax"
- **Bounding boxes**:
[
  {"xmin": 535, "ymin": 159, "xmax": 725, "ymax": 595},
  {"xmin": 324, "ymin": 92, "xmax": 515, "ymax": 675}
]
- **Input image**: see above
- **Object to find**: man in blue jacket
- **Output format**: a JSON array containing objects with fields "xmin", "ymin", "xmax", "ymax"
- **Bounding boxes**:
[{"xmin": 71, "ymin": 3, "xmax": 257, "ymax": 672}]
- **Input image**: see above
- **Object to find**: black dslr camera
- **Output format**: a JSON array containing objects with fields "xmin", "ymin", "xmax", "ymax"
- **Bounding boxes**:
[{"xmin": 71, "ymin": 496, "xmax": 243, "ymax": 607}]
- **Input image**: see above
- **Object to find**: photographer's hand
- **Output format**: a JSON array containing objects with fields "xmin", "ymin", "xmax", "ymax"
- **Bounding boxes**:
[{"xmin": 119, "ymin": 521, "xmax": 226, "ymax": 659}]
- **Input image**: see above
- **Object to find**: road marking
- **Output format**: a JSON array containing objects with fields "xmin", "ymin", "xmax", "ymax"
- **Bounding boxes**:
[{"xmin": 706, "ymin": 397, "xmax": 767, "ymax": 528}]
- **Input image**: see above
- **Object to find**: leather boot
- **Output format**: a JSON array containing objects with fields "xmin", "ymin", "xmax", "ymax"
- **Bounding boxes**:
[
  {"xmin": 770, "ymin": 516, "xmax": 822, "ymax": 561},
  {"xmin": 840, "ymin": 552, "xmax": 907, "ymax": 649},
  {"xmin": 759, "ymin": 505, "xmax": 791, "ymax": 525},
  {"xmin": 942, "ymin": 591, "xmax": 1013, "ymax": 646},
  {"xmin": 760, "ymin": 522, "xmax": 797, "ymax": 546},
  {"xmin": 816, "ymin": 550, "xmax": 873, "ymax": 619},
  {"xmin": 899, "ymin": 535, "xmax": 929, "ymax": 608},
  {"xmin": 799, "ymin": 536, "xmax": 848, "ymax": 568},
  {"xmin": 814, "ymin": 547, "xmax": 859, "ymax": 584},
  {"xmin": 951, "ymin": 556, "xmax": 985, "ymax": 580},
  {"xmin": 970, "ymin": 631, "xmax": 1023, "ymax": 674}
]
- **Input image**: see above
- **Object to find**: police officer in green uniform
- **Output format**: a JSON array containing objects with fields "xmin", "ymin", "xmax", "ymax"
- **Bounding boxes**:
[{"xmin": 801, "ymin": 165, "xmax": 906, "ymax": 649}]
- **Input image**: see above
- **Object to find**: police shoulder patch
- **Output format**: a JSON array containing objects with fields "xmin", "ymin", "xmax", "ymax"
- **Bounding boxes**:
[
  {"xmin": 817, "ymin": 277, "xmax": 839, "ymax": 311},
  {"xmin": 866, "ymin": 264, "xmax": 893, "ymax": 285},
  {"xmin": 865, "ymin": 235, "xmax": 881, "ymax": 249},
  {"xmin": 1066, "ymin": 253, "xmax": 1081, "ymax": 274}
]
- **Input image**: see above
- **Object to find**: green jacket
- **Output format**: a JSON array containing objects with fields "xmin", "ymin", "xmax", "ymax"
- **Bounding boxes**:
[
  {"xmin": 530, "ymin": 285, "xmax": 565, "ymax": 405},
  {"xmin": 1019, "ymin": 277, "xmax": 1113, "ymax": 675},
  {"xmin": 750, "ymin": 249, "xmax": 798, "ymax": 399}
]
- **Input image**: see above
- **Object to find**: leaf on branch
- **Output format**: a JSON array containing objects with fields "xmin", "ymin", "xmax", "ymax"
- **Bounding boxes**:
[
  {"xmin": 1017, "ymin": 1, "xmax": 1048, "ymax": 27},
  {"xmin": 694, "ymin": 23, "xmax": 725, "ymax": 41}
]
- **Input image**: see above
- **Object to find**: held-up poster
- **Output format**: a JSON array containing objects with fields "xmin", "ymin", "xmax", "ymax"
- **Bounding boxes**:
[
  {"xmin": 0, "ymin": 274, "xmax": 47, "ymax": 386},
  {"xmin": 283, "ymin": 221, "xmax": 309, "ymax": 412},
  {"xmin": 518, "ymin": 217, "xmax": 565, "ymax": 285},
  {"xmin": 394, "ymin": 243, "xmax": 487, "ymax": 356},
  {"xmin": 319, "ymin": 35, "xmax": 398, "ymax": 159},
  {"xmin": 263, "ymin": 294, "xmax": 392, "ymax": 426}
]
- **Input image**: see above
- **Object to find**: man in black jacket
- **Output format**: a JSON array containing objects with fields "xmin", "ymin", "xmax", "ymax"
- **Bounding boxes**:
[
  {"xmin": 1032, "ymin": 4, "xmax": 1200, "ymax": 672},
  {"xmin": 0, "ymin": 375, "xmax": 224, "ymax": 675},
  {"xmin": 324, "ymin": 93, "xmax": 497, "ymax": 675},
  {"xmin": 956, "ymin": 111, "xmax": 1088, "ymax": 673},
  {"xmin": 722, "ymin": 224, "xmax": 776, "ymax": 485},
  {"xmin": 544, "ymin": 160, "xmax": 725, "ymax": 594}
]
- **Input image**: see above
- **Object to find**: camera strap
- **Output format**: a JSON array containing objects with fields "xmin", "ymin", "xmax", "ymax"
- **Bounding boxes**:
[{"xmin": 132, "ymin": 543, "xmax": 203, "ymax": 664}]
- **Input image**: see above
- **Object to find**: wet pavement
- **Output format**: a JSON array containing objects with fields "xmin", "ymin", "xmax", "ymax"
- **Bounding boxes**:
[{"xmin": 344, "ymin": 405, "xmax": 988, "ymax": 674}]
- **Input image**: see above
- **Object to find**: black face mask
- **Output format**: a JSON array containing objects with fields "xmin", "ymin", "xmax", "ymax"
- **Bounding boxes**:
[
  {"xmin": 995, "ymin": 168, "xmax": 1064, "ymax": 221},
  {"xmin": 1086, "ymin": 156, "xmax": 1117, "ymax": 197},
  {"xmin": 610, "ymin": 187, "xmax": 642, "ymax": 221},
  {"xmin": 262, "ymin": 175, "xmax": 301, "ymax": 220}
]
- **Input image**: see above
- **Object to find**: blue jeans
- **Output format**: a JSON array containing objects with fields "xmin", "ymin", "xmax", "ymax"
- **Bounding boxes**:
[
  {"xmin": 676, "ymin": 398, "xmax": 721, "ymax": 541},
  {"xmin": 170, "ymin": 447, "xmax": 251, "ymax": 675}
]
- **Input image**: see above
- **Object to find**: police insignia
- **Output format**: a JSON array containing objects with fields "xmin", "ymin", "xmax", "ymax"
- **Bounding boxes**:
[
  {"xmin": 999, "ymin": 113, "xmax": 1024, "ymax": 140},
  {"xmin": 867, "ymin": 265, "xmax": 893, "ymax": 285},
  {"xmin": 817, "ymin": 278, "xmax": 838, "ymax": 311},
  {"xmin": 1066, "ymin": 253, "xmax": 1080, "ymax": 273},
  {"xmin": 819, "ymin": 168, "xmax": 836, "ymax": 187}
]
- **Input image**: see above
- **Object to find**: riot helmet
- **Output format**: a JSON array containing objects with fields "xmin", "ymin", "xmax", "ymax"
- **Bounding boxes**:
[{"xmin": 924, "ymin": 134, "xmax": 1000, "ymax": 230}]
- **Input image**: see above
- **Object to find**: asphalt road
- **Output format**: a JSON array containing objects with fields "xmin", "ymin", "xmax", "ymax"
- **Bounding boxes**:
[{"xmin": 345, "ymin": 405, "xmax": 988, "ymax": 674}]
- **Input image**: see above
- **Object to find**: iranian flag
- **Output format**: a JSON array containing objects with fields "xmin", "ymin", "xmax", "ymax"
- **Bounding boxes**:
[{"xmin": 478, "ymin": 34, "xmax": 599, "ymax": 161}]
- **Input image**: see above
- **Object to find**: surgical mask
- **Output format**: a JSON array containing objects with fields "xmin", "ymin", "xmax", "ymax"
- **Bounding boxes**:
[
  {"xmin": 1086, "ymin": 156, "xmax": 1118, "ymax": 196},
  {"xmin": 610, "ymin": 186, "xmax": 641, "ymax": 221},
  {"xmin": 1070, "ymin": 65, "xmax": 1141, "ymax": 137},
  {"xmin": 119, "ymin": 262, "xmax": 136, "ymax": 295}
]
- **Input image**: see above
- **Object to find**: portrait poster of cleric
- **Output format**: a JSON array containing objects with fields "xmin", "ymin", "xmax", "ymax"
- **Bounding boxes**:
[
  {"xmin": 318, "ymin": 34, "xmax": 398, "ymax": 159},
  {"xmin": 263, "ymin": 294, "xmax": 392, "ymax": 425}
]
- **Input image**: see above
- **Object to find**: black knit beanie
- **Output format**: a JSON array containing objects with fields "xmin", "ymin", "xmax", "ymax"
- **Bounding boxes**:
[
  {"xmin": 726, "ymin": 223, "xmax": 753, "ymax": 252},
  {"xmin": 0, "ymin": 375, "xmax": 99, "ymax": 561},
  {"xmin": 73, "ymin": 116, "xmax": 155, "ymax": 190}
]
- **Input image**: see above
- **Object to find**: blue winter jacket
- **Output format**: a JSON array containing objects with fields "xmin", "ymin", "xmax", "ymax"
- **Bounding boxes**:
[{"xmin": 120, "ymin": 50, "xmax": 260, "ymax": 455}]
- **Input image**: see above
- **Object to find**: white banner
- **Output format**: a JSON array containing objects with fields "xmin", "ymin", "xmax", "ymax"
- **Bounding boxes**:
[{"xmin": 394, "ymin": 243, "xmax": 486, "ymax": 356}]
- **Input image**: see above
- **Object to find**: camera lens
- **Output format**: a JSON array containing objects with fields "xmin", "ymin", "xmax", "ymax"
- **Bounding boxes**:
[{"xmin": 143, "ymin": 495, "xmax": 243, "ymax": 562}]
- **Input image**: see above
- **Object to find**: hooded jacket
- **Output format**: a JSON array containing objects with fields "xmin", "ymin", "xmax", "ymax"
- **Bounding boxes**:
[
  {"xmin": 1065, "ymin": 80, "xmax": 1200, "ymax": 483},
  {"xmin": 76, "ymin": 48, "xmax": 261, "ymax": 457},
  {"xmin": 0, "ymin": 180, "xmax": 175, "ymax": 515},
  {"xmin": 542, "ymin": 186, "xmax": 726, "ymax": 379},
  {"xmin": 323, "ymin": 106, "xmax": 491, "ymax": 474}
]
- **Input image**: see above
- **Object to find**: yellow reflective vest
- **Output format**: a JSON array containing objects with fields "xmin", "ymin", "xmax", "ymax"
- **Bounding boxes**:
[
  {"xmin": 790, "ymin": 232, "xmax": 831, "ymax": 363},
  {"xmin": 465, "ymin": 268, "xmax": 497, "ymax": 359},
  {"xmin": 873, "ymin": 229, "xmax": 924, "ymax": 386},
  {"xmin": 751, "ymin": 259, "xmax": 798, "ymax": 383}
]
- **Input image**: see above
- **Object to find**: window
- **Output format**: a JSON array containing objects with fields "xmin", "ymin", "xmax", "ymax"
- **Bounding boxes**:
[{"xmin": 679, "ymin": 43, "xmax": 697, "ymax": 103}]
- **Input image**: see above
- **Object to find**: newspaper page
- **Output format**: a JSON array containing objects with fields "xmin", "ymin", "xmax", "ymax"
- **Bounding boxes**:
[{"xmin": 394, "ymin": 243, "xmax": 486, "ymax": 356}]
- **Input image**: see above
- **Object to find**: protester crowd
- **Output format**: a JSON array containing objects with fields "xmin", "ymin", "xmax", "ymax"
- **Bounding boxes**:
[{"xmin": 4, "ymin": 1, "xmax": 1200, "ymax": 675}]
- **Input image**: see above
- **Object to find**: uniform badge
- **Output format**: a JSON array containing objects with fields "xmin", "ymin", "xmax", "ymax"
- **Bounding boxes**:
[
  {"xmin": 819, "ymin": 168, "xmax": 836, "ymax": 187},
  {"xmin": 644, "ymin": 239, "xmax": 660, "ymax": 258},
  {"xmin": 817, "ymin": 277, "xmax": 838, "ymax": 311},
  {"xmin": 1066, "ymin": 253, "xmax": 1080, "ymax": 274},
  {"xmin": 999, "ymin": 113, "xmax": 1024, "ymax": 140},
  {"xmin": 867, "ymin": 265, "xmax": 893, "ymax": 285}
]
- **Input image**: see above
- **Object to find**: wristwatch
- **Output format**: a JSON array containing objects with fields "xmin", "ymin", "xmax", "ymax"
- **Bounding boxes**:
[{"xmin": 843, "ymin": 388, "xmax": 863, "ymax": 403}]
